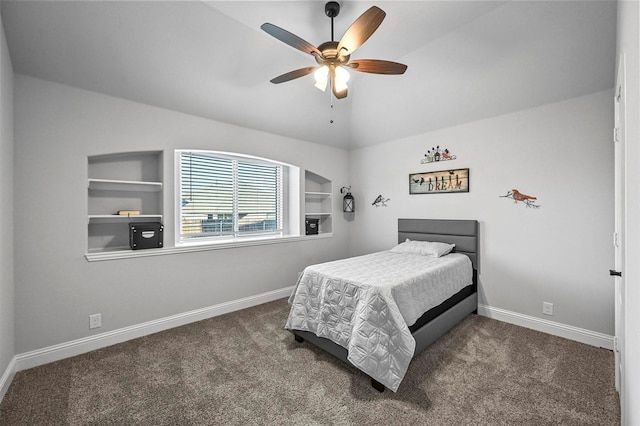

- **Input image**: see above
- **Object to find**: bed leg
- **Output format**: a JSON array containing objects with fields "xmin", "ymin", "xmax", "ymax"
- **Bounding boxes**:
[
  {"xmin": 371, "ymin": 378, "xmax": 385, "ymax": 393},
  {"xmin": 294, "ymin": 334, "xmax": 304, "ymax": 343}
]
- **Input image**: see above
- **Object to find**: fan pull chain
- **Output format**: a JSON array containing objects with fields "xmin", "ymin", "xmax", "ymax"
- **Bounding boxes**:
[{"xmin": 329, "ymin": 90, "xmax": 334, "ymax": 124}]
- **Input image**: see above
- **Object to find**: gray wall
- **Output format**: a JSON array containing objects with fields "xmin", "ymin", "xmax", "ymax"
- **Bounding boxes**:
[
  {"xmin": 616, "ymin": 1, "xmax": 640, "ymax": 423},
  {"xmin": 0, "ymin": 12, "xmax": 15, "ymax": 389},
  {"xmin": 347, "ymin": 90, "xmax": 614, "ymax": 336},
  {"xmin": 11, "ymin": 74, "xmax": 617, "ymax": 353},
  {"xmin": 13, "ymin": 75, "xmax": 349, "ymax": 354}
]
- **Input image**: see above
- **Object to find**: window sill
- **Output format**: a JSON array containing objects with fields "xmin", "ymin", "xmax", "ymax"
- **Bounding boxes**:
[{"xmin": 84, "ymin": 233, "xmax": 333, "ymax": 262}]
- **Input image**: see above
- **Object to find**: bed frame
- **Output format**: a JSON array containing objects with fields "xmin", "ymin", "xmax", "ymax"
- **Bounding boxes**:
[{"xmin": 292, "ymin": 218, "xmax": 479, "ymax": 392}]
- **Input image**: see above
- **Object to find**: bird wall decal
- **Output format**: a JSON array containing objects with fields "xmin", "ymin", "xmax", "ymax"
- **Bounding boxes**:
[
  {"xmin": 511, "ymin": 189, "xmax": 536, "ymax": 202},
  {"xmin": 500, "ymin": 189, "xmax": 540, "ymax": 208},
  {"xmin": 372, "ymin": 195, "xmax": 390, "ymax": 207}
]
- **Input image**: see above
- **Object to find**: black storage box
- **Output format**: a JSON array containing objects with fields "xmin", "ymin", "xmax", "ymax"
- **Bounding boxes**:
[
  {"xmin": 305, "ymin": 218, "xmax": 319, "ymax": 235},
  {"xmin": 129, "ymin": 222, "xmax": 163, "ymax": 250}
]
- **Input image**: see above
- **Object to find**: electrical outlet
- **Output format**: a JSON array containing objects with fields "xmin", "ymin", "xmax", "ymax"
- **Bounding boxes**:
[
  {"xmin": 89, "ymin": 313, "xmax": 102, "ymax": 329},
  {"xmin": 542, "ymin": 302, "xmax": 554, "ymax": 316}
]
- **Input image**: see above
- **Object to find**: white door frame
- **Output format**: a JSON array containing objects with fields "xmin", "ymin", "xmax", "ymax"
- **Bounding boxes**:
[{"xmin": 613, "ymin": 53, "xmax": 627, "ymax": 417}]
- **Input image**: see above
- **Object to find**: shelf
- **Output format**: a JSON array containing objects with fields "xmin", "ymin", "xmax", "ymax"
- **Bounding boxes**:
[
  {"xmin": 85, "ymin": 233, "xmax": 333, "ymax": 262},
  {"xmin": 88, "ymin": 178, "xmax": 162, "ymax": 192},
  {"xmin": 305, "ymin": 191, "xmax": 332, "ymax": 197},
  {"xmin": 88, "ymin": 214, "xmax": 163, "ymax": 224},
  {"xmin": 305, "ymin": 212, "xmax": 332, "ymax": 216}
]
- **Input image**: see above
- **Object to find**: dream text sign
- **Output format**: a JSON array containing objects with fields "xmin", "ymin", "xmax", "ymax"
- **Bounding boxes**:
[{"xmin": 409, "ymin": 168, "xmax": 469, "ymax": 194}]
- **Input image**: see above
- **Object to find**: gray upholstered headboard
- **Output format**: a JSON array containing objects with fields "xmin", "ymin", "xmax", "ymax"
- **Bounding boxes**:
[{"xmin": 398, "ymin": 219, "xmax": 479, "ymax": 270}]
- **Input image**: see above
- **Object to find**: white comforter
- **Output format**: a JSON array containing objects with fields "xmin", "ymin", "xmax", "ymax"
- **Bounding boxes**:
[{"xmin": 286, "ymin": 251, "xmax": 472, "ymax": 392}]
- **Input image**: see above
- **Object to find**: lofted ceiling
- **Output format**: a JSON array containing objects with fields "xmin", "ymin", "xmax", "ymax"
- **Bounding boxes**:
[{"xmin": 1, "ymin": 1, "xmax": 617, "ymax": 149}]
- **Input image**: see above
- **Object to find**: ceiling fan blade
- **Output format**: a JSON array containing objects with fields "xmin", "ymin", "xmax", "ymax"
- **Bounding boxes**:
[
  {"xmin": 336, "ymin": 6, "xmax": 386, "ymax": 57},
  {"xmin": 348, "ymin": 59, "xmax": 408, "ymax": 75},
  {"xmin": 270, "ymin": 67, "xmax": 317, "ymax": 84},
  {"xmin": 261, "ymin": 23, "xmax": 322, "ymax": 57}
]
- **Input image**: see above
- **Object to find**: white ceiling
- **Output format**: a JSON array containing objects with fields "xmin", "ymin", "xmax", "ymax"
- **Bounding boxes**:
[{"xmin": 1, "ymin": 0, "xmax": 617, "ymax": 149}]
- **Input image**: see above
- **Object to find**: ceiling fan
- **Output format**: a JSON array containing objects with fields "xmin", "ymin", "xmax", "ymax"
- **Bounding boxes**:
[{"xmin": 261, "ymin": 1, "xmax": 407, "ymax": 100}]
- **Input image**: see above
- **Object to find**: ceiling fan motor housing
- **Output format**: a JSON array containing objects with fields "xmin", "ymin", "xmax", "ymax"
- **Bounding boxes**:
[{"xmin": 316, "ymin": 41, "xmax": 350, "ymax": 65}]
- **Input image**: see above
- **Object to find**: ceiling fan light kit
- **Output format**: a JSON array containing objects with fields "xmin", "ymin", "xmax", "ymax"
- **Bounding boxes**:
[
  {"xmin": 314, "ymin": 66, "xmax": 329, "ymax": 91},
  {"xmin": 261, "ymin": 2, "xmax": 407, "ymax": 100}
]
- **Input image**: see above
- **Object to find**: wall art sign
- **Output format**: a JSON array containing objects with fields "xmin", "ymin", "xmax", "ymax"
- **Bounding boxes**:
[
  {"xmin": 500, "ymin": 189, "xmax": 541, "ymax": 208},
  {"xmin": 409, "ymin": 168, "xmax": 469, "ymax": 194},
  {"xmin": 421, "ymin": 146, "xmax": 457, "ymax": 164}
]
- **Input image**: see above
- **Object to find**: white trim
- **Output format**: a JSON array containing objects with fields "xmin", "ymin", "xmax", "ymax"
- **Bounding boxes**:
[
  {"xmin": 14, "ymin": 286, "xmax": 294, "ymax": 372},
  {"xmin": 0, "ymin": 357, "xmax": 17, "ymax": 402},
  {"xmin": 478, "ymin": 304, "xmax": 614, "ymax": 350},
  {"xmin": 85, "ymin": 233, "xmax": 332, "ymax": 262}
]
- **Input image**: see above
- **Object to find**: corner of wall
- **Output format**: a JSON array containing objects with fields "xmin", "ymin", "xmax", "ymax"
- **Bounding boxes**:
[
  {"xmin": 0, "ymin": 357, "xmax": 16, "ymax": 402},
  {"xmin": 0, "ymin": 13, "xmax": 16, "ymax": 404}
]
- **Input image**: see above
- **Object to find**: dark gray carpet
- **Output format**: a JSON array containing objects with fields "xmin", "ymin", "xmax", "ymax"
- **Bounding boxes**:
[{"xmin": 0, "ymin": 298, "xmax": 620, "ymax": 425}]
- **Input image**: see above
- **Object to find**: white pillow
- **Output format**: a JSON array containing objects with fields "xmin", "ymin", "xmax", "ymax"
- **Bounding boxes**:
[{"xmin": 390, "ymin": 239, "xmax": 455, "ymax": 257}]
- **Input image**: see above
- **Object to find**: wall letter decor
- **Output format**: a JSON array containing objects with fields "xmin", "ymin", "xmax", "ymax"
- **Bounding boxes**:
[{"xmin": 409, "ymin": 168, "xmax": 469, "ymax": 194}]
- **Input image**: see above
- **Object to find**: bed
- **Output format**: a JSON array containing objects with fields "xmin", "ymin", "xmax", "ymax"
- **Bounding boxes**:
[{"xmin": 286, "ymin": 218, "xmax": 479, "ymax": 392}]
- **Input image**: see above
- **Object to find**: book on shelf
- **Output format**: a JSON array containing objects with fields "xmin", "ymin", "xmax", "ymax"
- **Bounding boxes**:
[{"xmin": 116, "ymin": 210, "xmax": 141, "ymax": 216}]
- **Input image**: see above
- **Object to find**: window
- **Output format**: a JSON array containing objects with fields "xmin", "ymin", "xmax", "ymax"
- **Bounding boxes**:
[{"xmin": 178, "ymin": 150, "xmax": 287, "ymax": 244}]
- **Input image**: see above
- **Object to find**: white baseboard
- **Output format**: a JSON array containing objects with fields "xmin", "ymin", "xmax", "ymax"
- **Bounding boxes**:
[
  {"xmin": 4, "ymin": 293, "xmax": 612, "ymax": 403},
  {"xmin": 14, "ymin": 286, "xmax": 294, "ymax": 373},
  {"xmin": 478, "ymin": 304, "xmax": 614, "ymax": 350},
  {"xmin": 0, "ymin": 356, "xmax": 16, "ymax": 402}
]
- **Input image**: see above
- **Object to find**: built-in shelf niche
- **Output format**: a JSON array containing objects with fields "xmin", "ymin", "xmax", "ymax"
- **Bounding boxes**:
[
  {"xmin": 87, "ymin": 151, "xmax": 163, "ymax": 252},
  {"xmin": 304, "ymin": 170, "xmax": 332, "ymax": 235}
]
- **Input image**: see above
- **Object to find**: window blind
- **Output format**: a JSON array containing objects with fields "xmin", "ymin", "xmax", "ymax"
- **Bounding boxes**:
[{"xmin": 179, "ymin": 151, "xmax": 283, "ymax": 241}]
